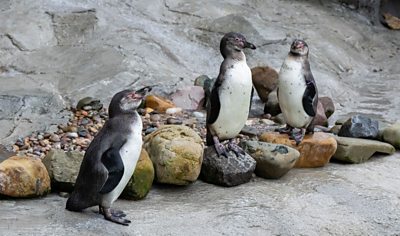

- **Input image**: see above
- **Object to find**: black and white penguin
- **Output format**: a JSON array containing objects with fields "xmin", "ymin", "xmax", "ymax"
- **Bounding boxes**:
[
  {"xmin": 277, "ymin": 39, "xmax": 318, "ymax": 144},
  {"xmin": 66, "ymin": 86, "xmax": 151, "ymax": 226},
  {"xmin": 206, "ymin": 32, "xmax": 256, "ymax": 157}
]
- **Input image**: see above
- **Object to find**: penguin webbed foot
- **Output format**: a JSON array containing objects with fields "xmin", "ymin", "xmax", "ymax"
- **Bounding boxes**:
[
  {"xmin": 101, "ymin": 206, "xmax": 131, "ymax": 226},
  {"xmin": 227, "ymin": 140, "xmax": 245, "ymax": 157},
  {"xmin": 290, "ymin": 129, "xmax": 305, "ymax": 145},
  {"xmin": 276, "ymin": 125, "xmax": 293, "ymax": 134},
  {"xmin": 213, "ymin": 136, "xmax": 229, "ymax": 158}
]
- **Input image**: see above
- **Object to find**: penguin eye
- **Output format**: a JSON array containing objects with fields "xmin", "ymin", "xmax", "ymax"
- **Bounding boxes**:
[{"xmin": 234, "ymin": 37, "xmax": 240, "ymax": 41}]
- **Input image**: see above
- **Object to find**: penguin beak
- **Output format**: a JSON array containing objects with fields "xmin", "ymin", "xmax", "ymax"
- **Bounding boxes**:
[
  {"xmin": 136, "ymin": 86, "xmax": 152, "ymax": 96},
  {"xmin": 244, "ymin": 41, "xmax": 256, "ymax": 50}
]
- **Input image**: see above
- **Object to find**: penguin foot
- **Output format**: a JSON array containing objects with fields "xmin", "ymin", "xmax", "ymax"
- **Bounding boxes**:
[
  {"xmin": 275, "ymin": 125, "xmax": 292, "ymax": 134},
  {"xmin": 102, "ymin": 207, "xmax": 131, "ymax": 226},
  {"xmin": 290, "ymin": 129, "xmax": 305, "ymax": 145},
  {"xmin": 227, "ymin": 140, "xmax": 245, "ymax": 157},
  {"xmin": 99, "ymin": 206, "xmax": 127, "ymax": 218},
  {"xmin": 213, "ymin": 136, "xmax": 229, "ymax": 158}
]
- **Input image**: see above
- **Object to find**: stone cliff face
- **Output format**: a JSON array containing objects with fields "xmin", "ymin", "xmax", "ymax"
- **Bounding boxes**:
[{"xmin": 0, "ymin": 0, "xmax": 399, "ymax": 145}]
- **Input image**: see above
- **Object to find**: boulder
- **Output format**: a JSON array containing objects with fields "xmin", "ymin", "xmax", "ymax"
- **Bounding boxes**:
[
  {"xmin": 312, "ymin": 100, "xmax": 328, "ymax": 127},
  {"xmin": 200, "ymin": 146, "xmax": 256, "ymax": 187},
  {"xmin": 319, "ymin": 96, "xmax": 335, "ymax": 119},
  {"xmin": 0, "ymin": 156, "xmax": 50, "ymax": 198},
  {"xmin": 338, "ymin": 115, "xmax": 379, "ymax": 139},
  {"xmin": 143, "ymin": 125, "xmax": 203, "ymax": 185},
  {"xmin": 144, "ymin": 95, "xmax": 176, "ymax": 113},
  {"xmin": 264, "ymin": 89, "xmax": 281, "ymax": 116},
  {"xmin": 382, "ymin": 122, "xmax": 400, "ymax": 149},
  {"xmin": 332, "ymin": 136, "xmax": 395, "ymax": 163},
  {"xmin": 170, "ymin": 86, "xmax": 205, "ymax": 110},
  {"xmin": 259, "ymin": 132, "xmax": 337, "ymax": 168},
  {"xmin": 42, "ymin": 150, "xmax": 84, "ymax": 192},
  {"xmin": 251, "ymin": 66, "xmax": 279, "ymax": 103},
  {"xmin": 76, "ymin": 96, "xmax": 103, "ymax": 111},
  {"xmin": 122, "ymin": 149, "xmax": 154, "ymax": 200},
  {"xmin": 242, "ymin": 141, "xmax": 300, "ymax": 179}
]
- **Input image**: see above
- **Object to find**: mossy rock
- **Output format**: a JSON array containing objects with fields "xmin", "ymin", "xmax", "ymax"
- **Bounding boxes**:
[{"xmin": 122, "ymin": 149, "xmax": 154, "ymax": 200}]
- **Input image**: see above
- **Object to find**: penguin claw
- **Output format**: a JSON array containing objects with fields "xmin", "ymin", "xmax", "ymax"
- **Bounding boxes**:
[
  {"xmin": 290, "ymin": 130, "xmax": 304, "ymax": 145},
  {"xmin": 214, "ymin": 143, "xmax": 228, "ymax": 158},
  {"xmin": 102, "ymin": 207, "xmax": 131, "ymax": 226}
]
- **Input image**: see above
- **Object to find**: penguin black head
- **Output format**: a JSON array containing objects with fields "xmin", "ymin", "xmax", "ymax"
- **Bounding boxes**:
[
  {"xmin": 290, "ymin": 39, "xmax": 309, "ymax": 56},
  {"xmin": 220, "ymin": 32, "xmax": 256, "ymax": 58},
  {"xmin": 108, "ymin": 86, "xmax": 151, "ymax": 118}
]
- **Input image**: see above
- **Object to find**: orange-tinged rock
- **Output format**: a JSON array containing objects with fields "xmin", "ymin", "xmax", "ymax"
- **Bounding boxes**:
[
  {"xmin": 259, "ymin": 132, "xmax": 337, "ymax": 168},
  {"xmin": 145, "ymin": 95, "xmax": 175, "ymax": 113},
  {"xmin": 0, "ymin": 156, "xmax": 51, "ymax": 197}
]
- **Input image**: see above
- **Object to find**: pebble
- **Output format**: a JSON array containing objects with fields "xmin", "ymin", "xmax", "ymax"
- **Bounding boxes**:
[
  {"xmin": 66, "ymin": 132, "xmax": 79, "ymax": 139},
  {"xmin": 83, "ymin": 105, "xmax": 92, "ymax": 111},
  {"xmin": 150, "ymin": 114, "xmax": 161, "ymax": 122},
  {"xmin": 166, "ymin": 107, "xmax": 183, "ymax": 114},
  {"xmin": 79, "ymin": 118, "xmax": 91, "ymax": 125},
  {"xmin": 49, "ymin": 134, "xmax": 61, "ymax": 142},
  {"xmin": 192, "ymin": 111, "xmax": 205, "ymax": 118},
  {"xmin": 145, "ymin": 127, "xmax": 158, "ymax": 135},
  {"xmin": 261, "ymin": 119, "xmax": 275, "ymax": 125},
  {"xmin": 167, "ymin": 117, "xmax": 183, "ymax": 125}
]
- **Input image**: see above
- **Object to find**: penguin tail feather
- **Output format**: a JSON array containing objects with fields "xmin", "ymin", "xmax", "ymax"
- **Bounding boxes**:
[{"xmin": 65, "ymin": 193, "xmax": 87, "ymax": 212}]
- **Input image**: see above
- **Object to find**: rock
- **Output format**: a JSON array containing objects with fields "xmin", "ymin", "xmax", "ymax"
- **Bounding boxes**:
[
  {"xmin": 338, "ymin": 115, "xmax": 379, "ymax": 139},
  {"xmin": 76, "ymin": 97, "xmax": 103, "ymax": 111},
  {"xmin": 382, "ymin": 12, "xmax": 400, "ymax": 30},
  {"xmin": 332, "ymin": 136, "xmax": 395, "ymax": 163},
  {"xmin": 242, "ymin": 141, "xmax": 300, "ymax": 179},
  {"xmin": 66, "ymin": 132, "xmax": 78, "ymax": 138},
  {"xmin": 145, "ymin": 95, "xmax": 175, "ymax": 113},
  {"xmin": 311, "ymin": 101, "xmax": 328, "ymax": 127},
  {"xmin": 0, "ymin": 144, "xmax": 15, "ymax": 163},
  {"xmin": 264, "ymin": 89, "xmax": 281, "ymax": 116},
  {"xmin": 382, "ymin": 122, "xmax": 400, "ymax": 149},
  {"xmin": 319, "ymin": 97, "xmax": 335, "ymax": 119},
  {"xmin": 251, "ymin": 66, "xmax": 279, "ymax": 103},
  {"xmin": 192, "ymin": 111, "xmax": 205, "ymax": 119},
  {"xmin": 273, "ymin": 113, "xmax": 285, "ymax": 124},
  {"xmin": 166, "ymin": 117, "xmax": 183, "ymax": 125},
  {"xmin": 143, "ymin": 125, "xmax": 203, "ymax": 185},
  {"xmin": 194, "ymin": 75, "xmax": 215, "ymax": 98},
  {"xmin": 122, "ymin": 149, "xmax": 154, "ymax": 200},
  {"xmin": 0, "ymin": 156, "xmax": 50, "ymax": 197},
  {"xmin": 42, "ymin": 150, "xmax": 84, "ymax": 191},
  {"xmin": 330, "ymin": 125, "xmax": 342, "ymax": 135},
  {"xmin": 259, "ymin": 132, "xmax": 337, "ymax": 168},
  {"xmin": 200, "ymin": 146, "xmax": 256, "ymax": 187},
  {"xmin": 49, "ymin": 134, "xmax": 61, "ymax": 142},
  {"xmin": 165, "ymin": 107, "xmax": 183, "ymax": 114},
  {"xmin": 170, "ymin": 86, "xmax": 205, "ymax": 110}
]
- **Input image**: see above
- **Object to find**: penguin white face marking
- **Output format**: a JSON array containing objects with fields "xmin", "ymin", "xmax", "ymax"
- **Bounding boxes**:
[{"xmin": 120, "ymin": 92, "xmax": 143, "ymax": 112}]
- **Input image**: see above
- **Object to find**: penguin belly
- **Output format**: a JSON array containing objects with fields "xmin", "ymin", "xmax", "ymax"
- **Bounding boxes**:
[
  {"xmin": 101, "ymin": 114, "xmax": 143, "ymax": 207},
  {"xmin": 210, "ymin": 61, "xmax": 252, "ymax": 140},
  {"xmin": 278, "ymin": 59, "xmax": 313, "ymax": 128}
]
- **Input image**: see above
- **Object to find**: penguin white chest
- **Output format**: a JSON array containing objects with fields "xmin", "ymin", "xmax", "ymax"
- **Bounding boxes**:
[
  {"xmin": 211, "ymin": 61, "xmax": 252, "ymax": 140},
  {"xmin": 101, "ymin": 113, "xmax": 142, "ymax": 206},
  {"xmin": 278, "ymin": 58, "xmax": 312, "ymax": 128}
]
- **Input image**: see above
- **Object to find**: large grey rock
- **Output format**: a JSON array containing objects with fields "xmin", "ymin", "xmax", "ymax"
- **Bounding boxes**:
[
  {"xmin": 332, "ymin": 136, "xmax": 395, "ymax": 164},
  {"xmin": 242, "ymin": 141, "xmax": 300, "ymax": 179},
  {"xmin": 338, "ymin": 115, "xmax": 379, "ymax": 139},
  {"xmin": 200, "ymin": 146, "xmax": 256, "ymax": 187},
  {"xmin": 42, "ymin": 149, "xmax": 84, "ymax": 191}
]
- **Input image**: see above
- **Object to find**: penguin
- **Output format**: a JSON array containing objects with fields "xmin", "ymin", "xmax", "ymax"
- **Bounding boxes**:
[
  {"xmin": 277, "ymin": 39, "xmax": 318, "ymax": 144},
  {"xmin": 206, "ymin": 32, "xmax": 256, "ymax": 157},
  {"xmin": 66, "ymin": 86, "xmax": 151, "ymax": 226}
]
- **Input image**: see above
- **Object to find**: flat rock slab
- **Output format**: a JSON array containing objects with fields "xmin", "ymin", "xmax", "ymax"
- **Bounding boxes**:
[
  {"xmin": 260, "ymin": 132, "xmax": 337, "ymax": 168},
  {"xmin": 332, "ymin": 136, "xmax": 395, "ymax": 164},
  {"xmin": 200, "ymin": 146, "xmax": 256, "ymax": 187},
  {"xmin": 242, "ymin": 141, "xmax": 300, "ymax": 179}
]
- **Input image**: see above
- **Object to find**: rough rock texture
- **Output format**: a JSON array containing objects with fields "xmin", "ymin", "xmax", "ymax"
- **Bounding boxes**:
[
  {"xmin": 121, "ymin": 149, "xmax": 155, "ymax": 200},
  {"xmin": 251, "ymin": 66, "xmax": 278, "ymax": 103},
  {"xmin": 260, "ymin": 132, "xmax": 337, "ymax": 168},
  {"xmin": 319, "ymin": 96, "xmax": 335, "ymax": 119},
  {"xmin": 200, "ymin": 146, "xmax": 256, "ymax": 187},
  {"xmin": 338, "ymin": 115, "xmax": 379, "ymax": 139},
  {"xmin": 0, "ymin": 156, "xmax": 50, "ymax": 197},
  {"xmin": 143, "ymin": 125, "xmax": 203, "ymax": 185},
  {"xmin": 381, "ymin": 122, "xmax": 400, "ymax": 149},
  {"xmin": 264, "ymin": 89, "xmax": 281, "ymax": 116},
  {"xmin": 42, "ymin": 149, "xmax": 84, "ymax": 192},
  {"xmin": 332, "ymin": 136, "xmax": 395, "ymax": 163},
  {"xmin": 312, "ymin": 101, "xmax": 328, "ymax": 127},
  {"xmin": 242, "ymin": 141, "xmax": 300, "ymax": 179},
  {"xmin": 170, "ymin": 86, "xmax": 205, "ymax": 110},
  {"xmin": 144, "ymin": 95, "xmax": 176, "ymax": 113}
]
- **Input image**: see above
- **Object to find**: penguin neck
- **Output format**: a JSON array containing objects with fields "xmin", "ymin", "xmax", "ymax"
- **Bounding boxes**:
[
  {"xmin": 226, "ymin": 50, "xmax": 246, "ymax": 62},
  {"xmin": 108, "ymin": 107, "xmax": 137, "ymax": 119}
]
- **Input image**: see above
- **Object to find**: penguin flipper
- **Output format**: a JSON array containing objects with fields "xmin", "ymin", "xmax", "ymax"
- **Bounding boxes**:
[
  {"xmin": 206, "ymin": 76, "xmax": 222, "ymax": 125},
  {"xmin": 99, "ymin": 147, "xmax": 125, "ymax": 194},
  {"xmin": 302, "ymin": 74, "xmax": 318, "ymax": 117}
]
